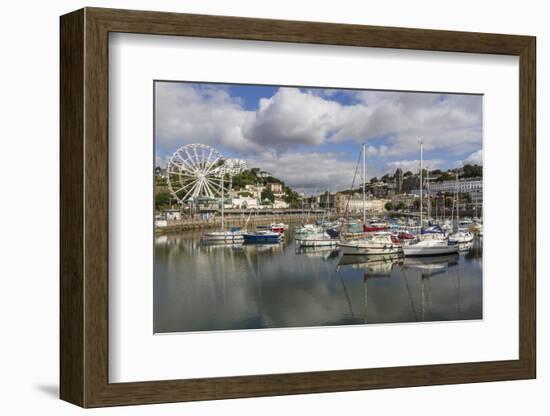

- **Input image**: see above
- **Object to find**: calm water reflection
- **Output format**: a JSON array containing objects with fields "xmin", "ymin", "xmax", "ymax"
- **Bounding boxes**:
[{"xmin": 154, "ymin": 228, "xmax": 482, "ymax": 333}]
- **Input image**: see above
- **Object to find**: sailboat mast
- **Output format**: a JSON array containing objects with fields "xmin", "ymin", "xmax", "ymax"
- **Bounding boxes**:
[
  {"xmin": 427, "ymin": 166, "xmax": 430, "ymax": 222},
  {"xmin": 419, "ymin": 140, "xmax": 423, "ymax": 229},
  {"xmin": 362, "ymin": 143, "xmax": 366, "ymax": 225},
  {"xmin": 327, "ymin": 187, "xmax": 330, "ymax": 221},
  {"xmin": 220, "ymin": 175, "xmax": 224, "ymax": 230},
  {"xmin": 455, "ymin": 171, "xmax": 459, "ymax": 228}
]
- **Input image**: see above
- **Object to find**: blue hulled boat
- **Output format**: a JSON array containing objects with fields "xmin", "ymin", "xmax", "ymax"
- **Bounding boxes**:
[{"xmin": 242, "ymin": 230, "xmax": 282, "ymax": 244}]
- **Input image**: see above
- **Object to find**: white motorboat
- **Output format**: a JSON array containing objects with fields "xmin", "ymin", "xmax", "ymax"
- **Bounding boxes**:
[
  {"xmin": 339, "ymin": 234, "xmax": 404, "ymax": 256},
  {"xmin": 449, "ymin": 230, "xmax": 474, "ymax": 244},
  {"xmin": 295, "ymin": 232, "xmax": 337, "ymax": 247},
  {"xmin": 294, "ymin": 223, "xmax": 322, "ymax": 235},
  {"xmin": 202, "ymin": 228, "xmax": 244, "ymax": 242},
  {"xmin": 403, "ymin": 238, "xmax": 459, "ymax": 256}
]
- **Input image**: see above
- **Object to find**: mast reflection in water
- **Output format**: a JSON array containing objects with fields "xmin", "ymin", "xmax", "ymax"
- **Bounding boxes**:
[{"xmin": 154, "ymin": 229, "xmax": 482, "ymax": 333}]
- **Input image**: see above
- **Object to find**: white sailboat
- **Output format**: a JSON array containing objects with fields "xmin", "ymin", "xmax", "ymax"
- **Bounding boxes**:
[
  {"xmin": 339, "ymin": 143, "xmax": 403, "ymax": 256},
  {"xmin": 202, "ymin": 174, "xmax": 244, "ymax": 242},
  {"xmin": 448, "ymin": 171, "xmax": 474, "ymax": 246},
  {"xmin": 295, "ymin": 223, "xmax": 323, "ymax": 235},
  {"xmin": 339, "ymin": 233, "xmax": 403, "ymax": 255},
  {"xmin": 296, "ymin": 231, "xmax": 338, "ymax": 247},
  {"xmin": 404, "ymin": 140, "xmax": 458, "ymax": 257},
  {"xmin": 296, "ymin": 188, "xmax": 338, "ymax": 247}
]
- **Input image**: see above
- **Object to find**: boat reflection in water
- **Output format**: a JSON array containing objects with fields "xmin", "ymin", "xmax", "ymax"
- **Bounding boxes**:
[
  {"xmin": 404, "ymin": 253, "xmax": 459, "ymax": 276},
  {"xmin": 154, "ymin": 230, "xmax": 482, "ymax": 333}
]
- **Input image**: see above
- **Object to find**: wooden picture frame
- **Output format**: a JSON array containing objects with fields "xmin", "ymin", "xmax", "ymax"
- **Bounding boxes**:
[{"xmin": 60, "ymin": 7, "xmax": 536, "ymax": 408}]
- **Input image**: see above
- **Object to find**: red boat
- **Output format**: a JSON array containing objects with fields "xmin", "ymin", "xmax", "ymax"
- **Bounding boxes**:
[
  {"xmin": 257, "ymin": 223, "xmax": 287, "ymax": 234},
  {"xmin": 363, "ymin": 225, "xmax": 388, "ymax": 233},
  {"xmin": 397, "ymin": 231, "xmax": 416, "ymax": 240},
  {"xmin": 390, "ymin": 235, "xmax": 402, "ymax": 244}
]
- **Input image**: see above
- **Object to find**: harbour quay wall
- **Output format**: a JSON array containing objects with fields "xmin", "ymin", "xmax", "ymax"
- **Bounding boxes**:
[{"xmin": 155, "ymin": 212, "xmax": 332, "ymax": 235}]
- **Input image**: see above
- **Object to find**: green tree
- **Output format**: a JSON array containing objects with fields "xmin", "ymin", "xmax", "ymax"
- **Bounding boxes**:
[
  {"xmin": 282, "ymin": 186, "xmax": 300, "ymax": 208},
  {"xmin": 384, "ymin": 201, "xmax": 394, "ymax": 211},
  {"xmin": 370, "ymin": 177, "xmax": 378, "ymax": 183},
  {"xmin": 155, "ymin": 192, "xmax": 171, "ymax": 209},
  {"xmin": 435, "ymin": 171, "xmax": 454, "ymax": 182},
  {"xmin": 462, "ymin": 164, "xmax": 482, "ymax": 178},
  {"xmin": 461, "ymin": 192, "xmax": 472, "ymax": 203},
  {"xmin": 261, "ymin": 189, "xmax": 275, "ymax": 203}
]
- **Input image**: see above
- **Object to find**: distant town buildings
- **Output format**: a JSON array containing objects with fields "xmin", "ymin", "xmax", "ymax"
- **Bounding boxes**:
[
  {"xmin": 391, "ymin": 193, "xmax": 418, "ymax": 210},
  {"xmin": 231, "ymin": 197, "xmax": 259, "ymax": 209},
  {"xmin": 239, "ymin": 184, "xmax": 264, "ymax": 200},
  {"xmin": 402, "ymin": 175, "xmax": 419, "ymax": 194},
  {"xmin": 428, "ymin": 177, "xmax": 483, "ymax": 205},
  {"xmin": 164, "ymin": 209, "xmax": 182, "ymax": 220},
  {"xmin": 156, "ymin": 159, "xmax": 482, "ymax": 217},
  {"xmin": 268, "ymin": 182, "xmax": 284, "ymax": 197},
  {"xmin": 272, "ymin": 199, "xmax": 290, "ymax": 209}
]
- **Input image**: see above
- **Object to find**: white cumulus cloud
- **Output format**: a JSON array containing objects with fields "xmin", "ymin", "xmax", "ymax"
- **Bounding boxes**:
[{"xmin": 462, "ymin": 149, "xmax": 483, "ymax": 165}]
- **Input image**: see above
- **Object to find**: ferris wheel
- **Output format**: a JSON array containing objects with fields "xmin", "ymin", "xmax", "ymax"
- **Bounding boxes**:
[
  {"xmin": 166, "ymin": 144, "xmax": 246, "ymax": 204},
  {"xmin": 167, "ymin": 143, "xmax": 225, "ymax": 203}
]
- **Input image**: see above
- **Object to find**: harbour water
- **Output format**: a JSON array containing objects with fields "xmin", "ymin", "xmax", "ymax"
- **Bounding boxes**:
[{"xmin": 154, "ymin": 226, "xmax": 482, "ymax": 333}]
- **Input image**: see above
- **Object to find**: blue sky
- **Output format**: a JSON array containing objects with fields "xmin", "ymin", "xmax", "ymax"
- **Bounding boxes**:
[{"xmin": 155, "ymin": 81, "xmax": 482, "ymax": 194}]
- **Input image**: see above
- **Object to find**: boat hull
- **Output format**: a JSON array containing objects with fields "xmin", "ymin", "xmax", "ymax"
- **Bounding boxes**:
[
  {"xmin": 449, "ymin": 233, "xmax": 474, "ymax": 244},
  {"xmin": 296, "ymin": 238, "xmax": 337, "ymax": 247},
  {"xmin": 243, "ymin": 234, "xmax": 282, "ymax": 244},
  {"xmin": 202, "ymin": 232, "xmax": 244, "ymax": 242},
  {"xmin": 339, "ymin": 243, "xmax": 403, "ymax": 256}
]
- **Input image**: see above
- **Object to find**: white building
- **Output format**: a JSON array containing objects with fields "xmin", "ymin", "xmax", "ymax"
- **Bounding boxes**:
[
  {"xmin": 240, "ymin": 184, "xmax": 264, "ymax": 199},
  {"xmin": 337, "ymin": 193, "xmax": 389, "ymax": 213},
  {"xmin": 232, "ymin": 197, "xmax": 259, "ymax": 209},
  {"xmin": 268, "ymin": 183, "xmax": 285, "ymax": 198},
  {"xmin": 273, "ymin": 199, "xmax": 290, "ymax": 209},
  {"xmin": 164, "ymin": 209, "xmax": 182, "ymax": 220},
  {"xmin": 411, "ymin": 177, "xmax": 482, "ymax": 203},
  {"xmin": 428, "ymin": 177, "xmax": 482, "ymax": 194}
]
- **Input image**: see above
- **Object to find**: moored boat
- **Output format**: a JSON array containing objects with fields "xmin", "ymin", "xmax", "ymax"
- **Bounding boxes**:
[
  {"xmin": 449, "ymin": 230, "xmax": 474, "ymax": 244},
  {"xmin": 243, "ymin": 230, "xmax": 283, "ymax": 244},
  {"xmin": 257, "ymin": 222, "xmax": 288, "ymax": 234},
  {"xmin": 202, "ymin": 227, "xmax": 244, "ymax": 242},
  {"xmin": 295, "ymin": 232, "xmax": 337, "ymax": 247},
  {"xmin": 295, "ymin": 223, "xmax": 322, "ymax": 235},
  {"xmin": 403, "ymin": 238, "xmax": 459, "ymax": 256},
  {"xmin": 363, "ymin": 223, "xmax": 389, "ymax": 233},
  {"xmin": 339, "ymin": 234, "xmax": 404, "ymax": 256}
]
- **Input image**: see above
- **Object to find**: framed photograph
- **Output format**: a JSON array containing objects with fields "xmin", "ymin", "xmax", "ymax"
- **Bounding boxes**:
[{"xmin": 60, "ymin": 7, "xmax": 536, "ymax": 407}]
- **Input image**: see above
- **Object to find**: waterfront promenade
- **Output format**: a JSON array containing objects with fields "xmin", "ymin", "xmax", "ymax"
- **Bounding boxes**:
[{"xmin": 155, "ymin": 212, "xmax": 328, "ymax": 234}]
